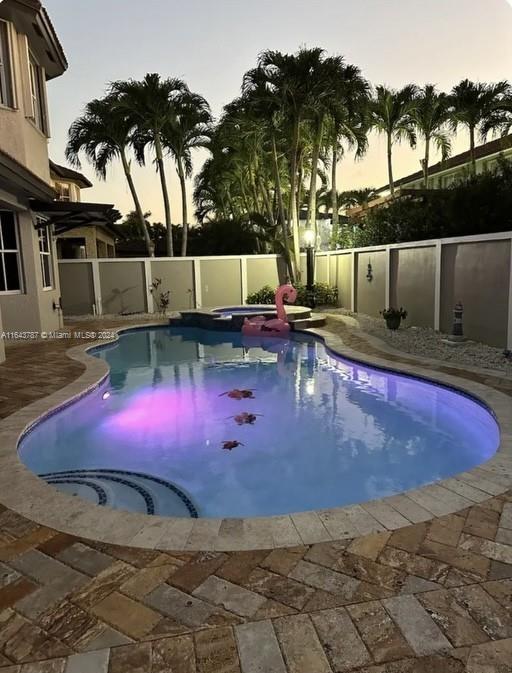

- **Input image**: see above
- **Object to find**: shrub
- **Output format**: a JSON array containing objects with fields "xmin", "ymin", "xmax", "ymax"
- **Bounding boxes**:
[
  {"xmin": 246, "ymin": 282, "xmax": 338, "ymax": 306},
  {"xmin": 332, "ymin": 157, "xmax": 512, "ymax": 248},
  {"xmin": 246, "ymin": 285, "xmax": 275, "ymax": 304}
]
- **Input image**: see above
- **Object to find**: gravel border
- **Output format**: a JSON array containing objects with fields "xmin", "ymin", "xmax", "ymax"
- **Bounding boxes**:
[{"xmin": 322, "ymin": 308, "xmax": 512, "ymax": 374}]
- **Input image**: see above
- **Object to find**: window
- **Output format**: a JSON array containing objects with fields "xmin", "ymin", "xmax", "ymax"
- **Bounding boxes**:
[
  {"xmin": 55, "ymin": 182, "xmax": 71, "ymax": 201},
  {"xmin": 0, "ymin": 21, "xmax": 14, "ymax": 107},
  {"xmin": 29, "ymin": 53, "xmax": 46, "ymax": 133},
  {"xmin": 0, "ymin": 211, "xmax": 21, "ymax": 292},
  {"xmin": 38, "ymin": 222, "xmax": 53, "ymax": 289}
]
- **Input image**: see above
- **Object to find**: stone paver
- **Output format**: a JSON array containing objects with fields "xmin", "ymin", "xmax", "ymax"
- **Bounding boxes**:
[
  {"xmin": 193, "ymin": 576, "xmax": 267, "ymax": 617},
  {"xmin": 274, "ymin": 615, "xmax": 332, "ymax": 673},
  {"xmin": 0, "ymin": 318, "xmax": 512, "ymax": 672},
  {"xmin": 310, "ymin": 607, "xmax": 371, "ymax": 671},
  {"xmin": 382, "ymin": 595, "xmax": 452, "ymax": 656},
  {"xmin": 235, "ymin": 621, "xmax": 286, "ymax": 673},
  {"xmin": 64, "ymin": 649, "xmax": 110, "ymax": 673},
  {"xmin": 347, "ymin": 600, "xmax": 413, "ymax": 662}
]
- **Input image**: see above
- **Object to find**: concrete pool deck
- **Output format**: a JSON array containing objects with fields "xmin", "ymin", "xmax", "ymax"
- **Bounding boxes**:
[{"xmin": 0, "ymin": 317, "xmax": 511, "ymax": 671}]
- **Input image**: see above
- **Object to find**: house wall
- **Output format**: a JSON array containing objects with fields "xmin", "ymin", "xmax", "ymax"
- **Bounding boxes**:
[
  {"xmin": 0, "ymin": 26, "xmax": 51, "ymax": 185},
  {"xmin": 0, "ymin": 303, "xmax": 5, "ymax": 363},
  {"xmin": 0, "ymin": 211, "xmax": 62, "ymax": 333}
]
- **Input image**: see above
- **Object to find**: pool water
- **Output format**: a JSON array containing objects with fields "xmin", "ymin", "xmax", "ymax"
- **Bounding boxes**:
[{"xmin": 18, "ymin": 327, "xmax": 499, "ymax": 518}]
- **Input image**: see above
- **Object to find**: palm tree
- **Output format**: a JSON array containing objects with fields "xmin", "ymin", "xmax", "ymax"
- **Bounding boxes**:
[
  {"xmin": 256, "ymin": 47, "xmax": 327, "ymax": 279},
  {"xmin": 369, "ymin": 84, "xmax": 418, "ymax": 195},
  {"xmin": 66, "ymin": 95, "xmax": 154, "ymax": 256},
  {"xmin": 112, "ymin": 74, "xmax": 189, "ymax": 256},
  {"xmin": 449, "ymin": 79, "xmax": 511, "ymax": 175},
  {"xmin": 163, "ymin": 90, "xmax": 212, "ymax": 256},
  {"xmin": 327, "ymin": 65, "xmax": 369, "ymax": 241},
  {"xmin": 242, "ymin": 69, "xmax": 295, "ymax": 279},
  {"xmin": 411, "ymin": 85, "xmax": 452, "ymax": 186}
]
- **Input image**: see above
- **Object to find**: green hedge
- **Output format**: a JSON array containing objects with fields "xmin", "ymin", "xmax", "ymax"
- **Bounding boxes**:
[{"xmin": 246, "ymin": 282, "xmax": 338, "ymax": 306}]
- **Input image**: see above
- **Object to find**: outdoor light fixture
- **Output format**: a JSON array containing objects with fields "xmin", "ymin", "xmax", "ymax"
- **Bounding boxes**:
[
  {"xmin": 304, "ymin": 228, "xmax": 316, "ymax": 309},
  {"xmin": 102, "ymin": 391, "xmax": 111, "ymax": 400},
  {"xmin": 303, "ymin": 228, "xmax": 315, "ymax": 247},
  {"xmin": 366, "ymin": 262, "xmax": 373, "ymax": 282}
]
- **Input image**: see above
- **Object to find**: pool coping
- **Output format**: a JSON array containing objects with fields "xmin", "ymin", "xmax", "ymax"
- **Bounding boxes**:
[{"xmin": 1, "ymin": 321, "xmax": 511, "ymax": 551}]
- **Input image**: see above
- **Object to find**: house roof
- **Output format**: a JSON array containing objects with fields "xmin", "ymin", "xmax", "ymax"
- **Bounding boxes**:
[
  {"xmin": 376, "ymin": 134, "xmax": 512, "ymax": 194},
  {"xmin": 0, "ymin": 1, "xmax": 67, "ymax": 79},
  {"xmin": 30, "ymin": 199, "xmax": 123, "ymax": 238},
  {"xmin": 0, "ymin": 148, "xmax": 55, "ymax": 201},
  {"xmin": 49, "ymin": 161, "xmax": 93, "ymax": 189}
]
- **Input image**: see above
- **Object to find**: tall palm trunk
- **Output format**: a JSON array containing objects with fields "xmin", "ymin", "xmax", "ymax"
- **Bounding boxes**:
[
  {"xmin": 272, "ymin": 135, "xmax": 294, "ymax": 282},
  {"xmin": 248, "ymin": 163, "xmax": 260, "ymax": 214},
  {"xmin": 296, "ymin": 154, "xmax": 304, "ymax": 227},
  {"xmin": 469, "ymin": 125, "xmax": 476, "ymax": 175},
  {"xmin": 423, "ymin": 135, "xmax": 430, "ymax": 187},
  {"xmin": 176, "ymin": 157, "xmax": 188, "ymax": 256},
  {"xmin": 120, "ymin": 150, "xmax": 154, "ymax": 257},
  {"xmin": 387, "ymin": 133, "xmax": 395, "ymax": 196},
  {"xmin": 155, "ymin": 135, "xmax": 173, "ymax": 256},
  {"xmin": 289, "ymin": 119, "xmax": 301, "ymax": 280},
  {"xmin": 258, "ymin": 175, "xmax": 275, "ymax": 227},
  {"xmin": 307, "ymin": 114, "xmax": 324, "ymax": 241},
  {"xmin": 331, "ymin": 137, "xmax": 339, "ymax": 244}
]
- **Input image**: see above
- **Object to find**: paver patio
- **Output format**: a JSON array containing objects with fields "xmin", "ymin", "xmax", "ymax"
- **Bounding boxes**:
[{"xmin": 0, "ymin": 317, "xmax": 511, "ymax": 672}]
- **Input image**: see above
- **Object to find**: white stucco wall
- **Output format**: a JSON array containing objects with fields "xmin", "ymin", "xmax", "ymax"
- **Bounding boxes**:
[{"xmin": 0, "ymin": 302, "xmax": 5, "ymax": 363}]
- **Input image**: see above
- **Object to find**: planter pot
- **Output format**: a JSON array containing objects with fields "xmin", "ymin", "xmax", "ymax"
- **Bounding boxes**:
[{"xmin": 385, "ymin": 316, "xmax": 402, "ymax": 330}]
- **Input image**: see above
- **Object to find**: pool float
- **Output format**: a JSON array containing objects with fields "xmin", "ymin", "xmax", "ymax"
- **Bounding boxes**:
[{"xmin": 242, "ymin": 284, "xmax": 297, "ymax": 337}]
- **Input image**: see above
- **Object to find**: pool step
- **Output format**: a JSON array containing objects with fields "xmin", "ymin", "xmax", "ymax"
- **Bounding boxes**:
[
  {"xmin": 39, "ymin": 469, "xmax": 198, "ymax": 517},
  {"xmin": 290, "ymin": 314, "xmax": 326, "ymax": 330}
]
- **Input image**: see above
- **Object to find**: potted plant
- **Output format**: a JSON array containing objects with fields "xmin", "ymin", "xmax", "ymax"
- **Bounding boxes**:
[{"xmin": 381, "ymin": 307, "xmax": 407, "ymax": 330}]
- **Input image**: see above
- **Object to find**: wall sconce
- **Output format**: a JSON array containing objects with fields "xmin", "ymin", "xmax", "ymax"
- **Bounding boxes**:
[{"xmin": 366, "ymin": 262, "xmax": 373, "ymax": 282}]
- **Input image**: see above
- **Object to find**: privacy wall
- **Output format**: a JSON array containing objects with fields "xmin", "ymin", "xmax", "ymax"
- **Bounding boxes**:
[{"xmin": 59, "ymin": 231, "xmax": 512, "ymax": 348}]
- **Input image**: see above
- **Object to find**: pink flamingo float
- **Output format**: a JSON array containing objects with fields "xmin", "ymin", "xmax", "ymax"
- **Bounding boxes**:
[{"xmin": 242, "ymin": 284, "xmax": 297, "ymax": 338}]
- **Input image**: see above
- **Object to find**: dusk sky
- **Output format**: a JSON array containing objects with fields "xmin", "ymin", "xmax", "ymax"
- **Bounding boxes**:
[{"xmin": 44, "ymin": 0, "xmax": 512, "ymax": 223}]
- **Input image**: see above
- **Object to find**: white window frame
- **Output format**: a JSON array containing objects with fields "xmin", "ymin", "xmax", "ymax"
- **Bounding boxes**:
[
  {"xmin": 37, "ymin": 221, "xmax": 53, "ymax": 290},
  {"xmin": 0, "ymin": 20, "xmax": 14, "ymax": 108},
  {"xmin": 28, "ymin": 52, "xmax": 46, "ymax": 134},
  {"xmin": 55, "ymin": 182, "xmax": 71, "ymax": 202},
  {"xmin": 0, "ymin": 211, "xmax": 22, "ymax": 294}
]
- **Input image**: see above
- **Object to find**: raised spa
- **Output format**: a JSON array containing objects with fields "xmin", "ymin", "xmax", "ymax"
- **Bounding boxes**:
[{"xmin": 18, "ymin": 326, "xmax": 499, "ymax": 518}]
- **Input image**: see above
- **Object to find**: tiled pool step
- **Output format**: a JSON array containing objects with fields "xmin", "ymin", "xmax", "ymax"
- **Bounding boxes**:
[
  {"xmin": 169, "ymin": 305, "xmax": 325, "ymax": 331},
  {"xmin": 39, "ymin": 468, "xmax": 198, "ymax": 518}
]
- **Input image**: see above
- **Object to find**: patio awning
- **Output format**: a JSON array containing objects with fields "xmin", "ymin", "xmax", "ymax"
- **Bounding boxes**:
[{"xmin": 29, "ymin": 200, "xmax": 122, "ymax": 237}]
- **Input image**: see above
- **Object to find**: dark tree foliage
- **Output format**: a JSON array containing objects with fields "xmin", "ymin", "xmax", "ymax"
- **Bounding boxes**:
[{"xmin": 339, "ymin": 158, "xmax": 512, "ymax": 248}]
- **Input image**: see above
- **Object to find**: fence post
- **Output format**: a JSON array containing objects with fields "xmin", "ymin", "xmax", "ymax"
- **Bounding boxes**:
[
  {"xmin": 385, "ymin": 246, "xmax": 391, "ymax": 308},
  {"xmin": 193, "ymin": 259, "xmax": 202, "ymax": 308},
  {"xmin": 508, "ymin": 238, "xmax": 512, "ymax": 349},
  {"xmin": 143, "ymin": 259, "xmax": 154, "ymax": 314},
  {"xmin": 434, "ymin": 241, "xmax": 442, "ymax": 331},
  {"xmin": 350, "ymin": 251, "xmax": 356, "ymax": 312},
  {"xmin": 241, "ymin": 257, "xmax": 248, "ymax": 304},
  {"xmin": 91, "ymin": 260, "xmax": 102, "ymax": 315}
]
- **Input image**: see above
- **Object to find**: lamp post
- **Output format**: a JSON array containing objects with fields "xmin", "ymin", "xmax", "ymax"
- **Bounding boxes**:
[{"xmin": 303, "ymin": 228, "xmax": 315, "ymax": 309}]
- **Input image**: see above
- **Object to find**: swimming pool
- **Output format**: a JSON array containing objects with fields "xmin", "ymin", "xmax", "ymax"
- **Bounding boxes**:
[{"xmin": 18, "ymin": 326, "xmax": 499, "ymax": 518}]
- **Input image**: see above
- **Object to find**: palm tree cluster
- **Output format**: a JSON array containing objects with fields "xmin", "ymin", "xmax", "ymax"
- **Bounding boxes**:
[
  {"xmin": 66, "ymin": 49, "xmax": 512, "ymax": 270},
  {"xmin": 66, "ymin": 74, "xmax": 211, "ymax": 256},
  {"xmin": 194, "ymin": 49, "xmax": 511, "ymax": 278}
]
